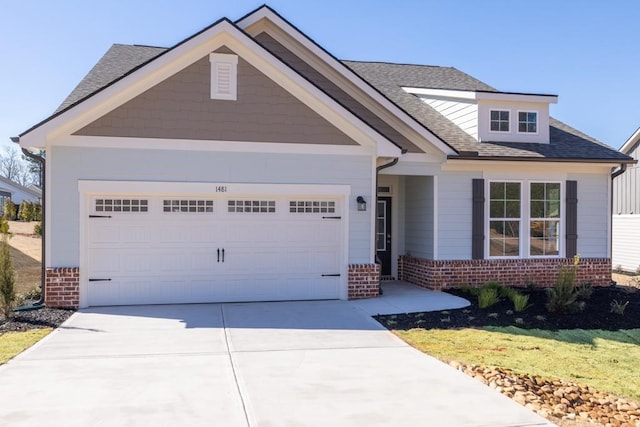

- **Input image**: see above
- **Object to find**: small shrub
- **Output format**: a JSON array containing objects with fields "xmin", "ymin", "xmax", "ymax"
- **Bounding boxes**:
[
  {"xmin": 610, "ymin": 300, "xmax": 629, "ymax": 316},
  {"xmin": 614, "ymin": 264, "xmax": 624, "ymax": 274},
  {"xmin": 511, "ymin": 293, "xmax": 531, "ymax": 313},
  {"xmin": 461, "ymin": 284, "xmax": 479, "ymax": 296},
  {"xmin": 0, "ymin": 217, "xmax": 10, "ymax": 236},
  {"xmin": 21, "ymin": 285, "xmax": 41, "ymax": 301},
  {"xmin": 33, "ymin": 203, "xmax": 42, "ymax": 221},
  {"xmin": 0, "ymin": 234, "xmax": 16, "ymax": 319},
  {"xmin": 499, "ymin": 286, "xmax": 517, "ymax": 299},
  {"xmin": 3, "ymin": 199, "xmax": 16, "ymax": 221},
  {"xmin": 18, "ymin": 201, "xmax": 35, "ymax": 222},
  {"xmin": 546, "ymin": 255, "xmax": 583, "ymax": 314},
  {"xmin": 576, "ymin": 282, "xmax": 593, "ymax": 300},
  {"xmin": 478, "ymin": 287, "xmax": 500, "ymax": 309},
  {"xmin": 34, "ymin": 222, "xmax": 42, "ymax": 237}
]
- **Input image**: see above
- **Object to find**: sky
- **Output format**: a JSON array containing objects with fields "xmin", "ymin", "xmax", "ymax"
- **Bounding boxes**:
[{"xmin": 1, "ymin": 0, "xmax": 639, "ymax": 154}]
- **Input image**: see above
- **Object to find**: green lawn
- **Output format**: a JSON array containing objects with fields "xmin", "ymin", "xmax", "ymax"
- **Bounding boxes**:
[
  {"xmin": 0, "ymin": 329, "xmax": 52, "ymax": 364},
  {"xmin": 396, "ymin": 327, "xmax": 640, "ymax": 401}
]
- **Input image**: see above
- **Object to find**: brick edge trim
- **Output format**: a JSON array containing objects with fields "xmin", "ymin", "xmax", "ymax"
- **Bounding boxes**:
[
  {"xmin": 45, "ymin": 267, "xmax": 80, "ymax": 309},
  {"xmin": 398, "ymin": 256, "xmax": 611, "ymax": 290},
  {"xmin": 348, "ymin": 264, "xmax": 380, "ymax": 300}
]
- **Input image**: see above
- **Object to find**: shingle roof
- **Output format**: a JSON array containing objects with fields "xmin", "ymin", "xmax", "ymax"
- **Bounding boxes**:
[
  {"xmin": 48, "ymin": 43, "xmax": 631, "ymax": 163},
  {"xmin": 55, "ymin": 44, "xmax": 167, "ymax": 114},
  {"xmin": 342, "ymin": 61, "xmax": 632, "ymax": 162}
]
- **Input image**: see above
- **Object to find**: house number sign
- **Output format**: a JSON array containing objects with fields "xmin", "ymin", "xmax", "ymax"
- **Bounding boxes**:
[{"xmin": 215, "ymin": 185, "xmax": 228, "ymax": 193}]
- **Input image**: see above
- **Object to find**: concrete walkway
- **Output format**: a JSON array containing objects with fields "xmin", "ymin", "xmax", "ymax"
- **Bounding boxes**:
[
  {"xmin": 352, "ymin": 281, "xmax": 470, "ymax": 315},
  {"xmin": 0, "ymin": 298, "xmax": 553, "ymax": 426}
]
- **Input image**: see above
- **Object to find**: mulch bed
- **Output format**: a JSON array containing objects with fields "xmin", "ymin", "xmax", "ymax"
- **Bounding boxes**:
[
  {"xmin": 375, "ymin": 285, "xmax": 640, "ymax": 331},
  {"xmin": 0, "ymin": 306, "xmax": 75, "ymax": 334}
]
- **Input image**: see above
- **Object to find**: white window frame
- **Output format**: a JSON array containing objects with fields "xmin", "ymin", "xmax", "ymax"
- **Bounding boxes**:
[
  {"xmin": 517, "ymin": 110, "xmax": 539, "ymax": 135},
  {"xmin": 486, "ymin": 180, "xmax": 522, "ymax": 259},
  {"xmin": 528, "ymin": 181, "xmax": 563, "ymax": 258},
  {"xmin": 485, "ymin": 180, "xmax": 564, "ymax": 259},
  {"xmin": 489, "ymin": 109, "xmax": 511, "ymax": 133},
  {"xmin": 209, "ymin": 53, "xmax": 238, "ymax": 101}
]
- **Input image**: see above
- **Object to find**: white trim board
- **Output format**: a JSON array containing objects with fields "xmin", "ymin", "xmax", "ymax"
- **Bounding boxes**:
[{"xmin": 56, "ymin": 135, "xmax": 377, "ymax": 156}]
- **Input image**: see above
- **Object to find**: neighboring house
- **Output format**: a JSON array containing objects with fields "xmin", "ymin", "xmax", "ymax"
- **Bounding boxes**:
[
  {"xmin": 0, "ymin": 176, "xmax": 41, "ymax": 215},
  {"xmin": 612, "ymin": 128, "xmax": 640, "ymax": 272},
  {"xmin": 14, "ymin": 6, "xmax": 633, "ymax": 309}
]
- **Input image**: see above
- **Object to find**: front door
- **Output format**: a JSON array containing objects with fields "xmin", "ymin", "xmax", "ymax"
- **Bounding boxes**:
[{"xmin": 376, "ymin": 196, "xmax": 392, "ymax": 276}]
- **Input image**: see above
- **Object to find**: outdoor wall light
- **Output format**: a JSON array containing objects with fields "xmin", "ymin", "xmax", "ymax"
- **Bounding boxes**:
[{"xmin": 356, "ymin": 196, "xmax": 367, "ymax": 212}]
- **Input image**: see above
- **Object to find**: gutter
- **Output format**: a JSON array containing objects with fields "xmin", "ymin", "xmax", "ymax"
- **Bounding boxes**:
[
  {"xmin": 611, "ymin": 163, "xmax": 627, "ymax": 180},
  {"xmin": 448, "ymin": 154, "xmax": 637, "ymax": 164},
  {"xmin": 11, "ymin": 137, "xmax": 45, "ymax": 306}
]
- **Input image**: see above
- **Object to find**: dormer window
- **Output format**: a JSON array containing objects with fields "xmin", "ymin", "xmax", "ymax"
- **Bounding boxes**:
[
  {"xmin": 518, "ymin": 112, "xmax": 538, "ymax": 133},
  {"xmin": 490, "ymin": 110, "xmax": 510, "ymax": 132}
]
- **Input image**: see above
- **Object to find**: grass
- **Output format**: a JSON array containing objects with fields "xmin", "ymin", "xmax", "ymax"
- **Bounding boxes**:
[
  {"xmin": 0, "ymin": 329, "xmax": 52, "ymax": 364},
  {"xmin": 396, "ymin": 327, "xmax": 640, "ymax": 401}
]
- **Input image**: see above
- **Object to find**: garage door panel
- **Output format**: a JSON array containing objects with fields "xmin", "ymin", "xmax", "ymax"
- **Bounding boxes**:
[{"xmin": 87, "ymin": 194, "xmax": 343, "ymax": 306}]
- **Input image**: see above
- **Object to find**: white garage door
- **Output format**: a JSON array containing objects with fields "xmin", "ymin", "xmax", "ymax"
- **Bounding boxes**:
[{"xmin": 87, "ymin": 195, "xmax": 343, "ymax": 306}]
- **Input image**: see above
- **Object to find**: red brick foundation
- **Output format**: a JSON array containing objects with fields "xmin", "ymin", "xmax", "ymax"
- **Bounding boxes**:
[
  {"xmin": 398, "ymin": 256, "xmax": 611, "ymax": 290},
  {"xmin": 45, "ymin": 267, "xmax": 80, "ymax": 309},
  {"xmin": 348, "ymin": 264, "xmax": 380, "ymax": 299}
]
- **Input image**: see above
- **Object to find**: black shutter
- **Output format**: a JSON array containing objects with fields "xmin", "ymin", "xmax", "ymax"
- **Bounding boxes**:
[
  {"xmin": 472, "ymin": 179, "xmax": 485, "ymax": 259},
  {"xmin": 565, "ymin": 180, "xmax": 578, "ymax": 258}
]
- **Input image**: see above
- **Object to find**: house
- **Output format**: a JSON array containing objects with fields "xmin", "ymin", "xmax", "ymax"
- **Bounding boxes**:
[
  {"xmin": 14, "ymin": 6, "xmax": 634, "ymax": 309},
  {"xmin": 0, "ymin": 175, "xmax": 41, "ymax": 215},
  {"xmin": 612, "ymin": 128, "xmax": 640, "ymax": 273}
]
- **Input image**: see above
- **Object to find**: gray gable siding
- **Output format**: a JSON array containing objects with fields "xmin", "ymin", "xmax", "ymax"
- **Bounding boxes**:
[
  {"xmin": 76, "ymin": 48, "xmax": 357, "ymax": 146},
  {"xmin": 254, "ymin": 33, "xmax": 424, "ymax": 153}
]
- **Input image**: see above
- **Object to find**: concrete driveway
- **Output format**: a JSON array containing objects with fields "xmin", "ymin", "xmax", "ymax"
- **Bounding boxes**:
[{"xmin": 0, "ymin": 300, "xmax": 552, "ymax": 426}]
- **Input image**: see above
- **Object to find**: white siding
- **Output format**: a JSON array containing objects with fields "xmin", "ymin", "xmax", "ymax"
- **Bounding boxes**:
[
  {"xmin": 569, "ymin": 173, "xmax": 610, "ymax": 258},
  {"xmin": 612, "ymin": 215, "xmax": 640, "ymax": 272},
  {"xmin": 612, "ymin": 142, "xmax": 639, "ymax": 215},
  {"xmin": 437, "ymin": 171, "xmax": 480, "ymax": 260},
  {"xmin": 49, "ymin": 146, "xmax": 373, "ymax": 266},
  {"xmin": 420, "ymin": 98, "xmax": 478, "ymax": 140},
  {"xmin": 404, "ymin": 176, "xmax": 434, "ymax": 259}
]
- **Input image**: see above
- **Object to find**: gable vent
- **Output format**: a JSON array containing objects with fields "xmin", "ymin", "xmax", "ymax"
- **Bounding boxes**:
[{"xmin": 209, "ymin": 53, "xmax": 238, "ymax": 101}]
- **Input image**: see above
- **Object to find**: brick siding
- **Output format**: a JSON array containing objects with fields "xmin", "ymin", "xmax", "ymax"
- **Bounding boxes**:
[
  {"xmin": 348, "ymin": 264, "xmax": 380, "ymax": 299},
  {"xmin": 45, "ymin": 267, "xmax": 80, "ymax": 309},
  {"xmin": 398, "ymin": 256, "xmax": 611, "ymax": 290}
]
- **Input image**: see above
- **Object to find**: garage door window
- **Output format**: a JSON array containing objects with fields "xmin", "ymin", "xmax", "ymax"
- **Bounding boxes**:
[
  {"xmin": 289, "ymin": 200, "xmax": 336, "ymax": 213},
  {"xmin": 228, "ymin": 200, "xmax": 276, "ymax": 213},
  {"xmin": 163, "ymin": 199, "xmax": 214, "ymax": 213},
  {"xmin": 95, "ymin": 199, "xmax": 148, "ymax": 213}
]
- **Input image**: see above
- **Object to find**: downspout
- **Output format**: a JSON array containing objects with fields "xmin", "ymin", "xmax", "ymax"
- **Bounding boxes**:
[
  {"xmin": 610, "ymin": 163, "xmax": 627, "ymax": 284},
  {"xmin": 374, "ymin": 149, "xmax": 407, "ymax": 292},
  {"xmin": 11, "ymin": 137, "xmax": 46, "ymax": 306}
]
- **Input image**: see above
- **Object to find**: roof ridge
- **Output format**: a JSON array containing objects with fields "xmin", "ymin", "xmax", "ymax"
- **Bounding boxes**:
[{"xmin": 342, "ymin": 59, "xmax": 453, "ymax": 69}]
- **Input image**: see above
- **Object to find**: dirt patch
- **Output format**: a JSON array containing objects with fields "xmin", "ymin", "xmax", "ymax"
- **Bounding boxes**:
[{"xmin": 7, "ymin": 221, "xmax": 42, "ymax": 295}]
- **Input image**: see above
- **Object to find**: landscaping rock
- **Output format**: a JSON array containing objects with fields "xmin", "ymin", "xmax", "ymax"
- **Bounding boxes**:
[{"xmin": 449, "ymin": 361, "xmax": 640, "ymax": 426}]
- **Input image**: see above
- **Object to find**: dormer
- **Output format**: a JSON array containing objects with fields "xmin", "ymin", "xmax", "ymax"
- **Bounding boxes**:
[{"xmin": 403, "ymin": 87, "xmax": 558, "ymax": 144}]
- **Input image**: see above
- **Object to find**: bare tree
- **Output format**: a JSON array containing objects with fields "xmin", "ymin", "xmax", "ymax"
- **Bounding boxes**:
[{"xmin": 0, "ymin": 147, "xmax": 27, "ymax": 184}]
